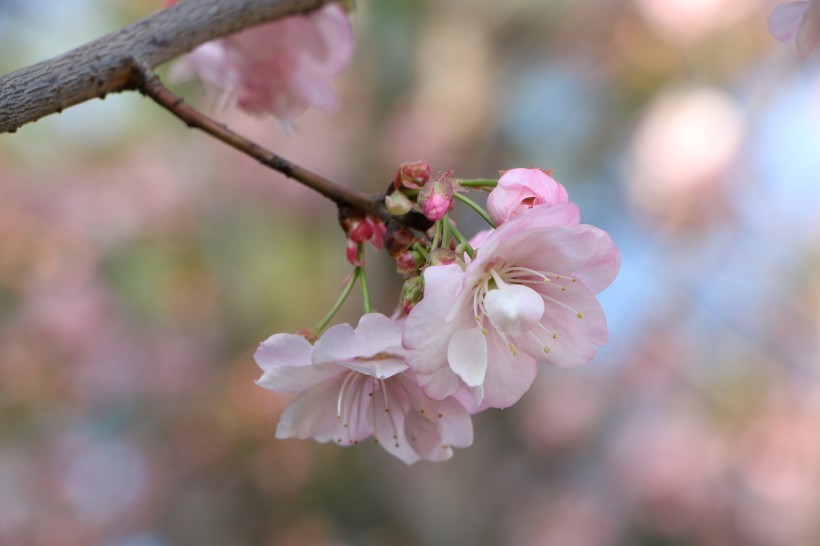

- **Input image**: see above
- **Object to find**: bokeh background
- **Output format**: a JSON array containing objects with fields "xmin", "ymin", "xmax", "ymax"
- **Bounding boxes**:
[{"xmin": 2, "ymin": 0, "xmax": 820, "ymax": 544}]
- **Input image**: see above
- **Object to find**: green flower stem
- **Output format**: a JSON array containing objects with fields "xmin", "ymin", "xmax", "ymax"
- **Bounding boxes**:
[
  {"xmin": 442, "ymin": 214, "xmax": 452, "ymax": 248},
  {"xmin": 446, "ymin": 219, "xmax": 475, "ymax": 259},
  {"xmin": 412, "ymin": 243, "xmax": 430, "ymax": 261},
  {"xmin": 457, "ymin": 179, "xmax": 497, "ymax": 188},
  {"xmin": 357, "ymin": 244, "xmax": 373, "ymax": 314},
  {"xmin": 431, "ymin": 220, "xmax": 443, "ymax": 250},
  {"xmin": 454, "ymin": 192, "xmax": 496, "ymax": 228},
  {"xmin": 315, "ymin": 268, "xmax": 359, "ymax": 334}
]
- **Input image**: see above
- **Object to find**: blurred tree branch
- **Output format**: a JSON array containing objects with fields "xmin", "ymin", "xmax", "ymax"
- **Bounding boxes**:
[{"xmin": 0, "ymin": 0, "xmax": 331, "ymax": 134}]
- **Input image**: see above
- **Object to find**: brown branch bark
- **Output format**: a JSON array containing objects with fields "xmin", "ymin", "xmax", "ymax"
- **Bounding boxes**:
[{"xmin": 0, "ymin": 0, "xmax": 330, "ymax": 134}]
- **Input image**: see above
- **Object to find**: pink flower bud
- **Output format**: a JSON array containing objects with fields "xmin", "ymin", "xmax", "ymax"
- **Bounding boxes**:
[
  {"xmin": 339, "ymin": 209, "xmax": 386, "ymax": 265},
  {"xmin": 418, "ymin": 173, "xmax": 455, "ymax": 221},
  {"xmin": 394, "ymin": 161, "xmax": 432, "ymax": 190},
  {"xmin": 385, "ymin": 191, "xmax": 414, "ymax": 216},
  {"xmin": 486, "ymin": 167, "xmax": 569, "ymax": 225}
]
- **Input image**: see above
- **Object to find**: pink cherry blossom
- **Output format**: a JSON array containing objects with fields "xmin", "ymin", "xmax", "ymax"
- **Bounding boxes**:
[
  {"xmin": 168, "ymin": 2, "xmax": 354, "ymax": 124},
  {"xmin": 403, "ymin": 204, "xmax": 620, "ymax": 408},
  {"xmin": 254, "ymin": 313, "xmax": 473, "ymax": 463},
  {"xmin": 486, "ymin": 168, "xmax": 569, "ymax": 226},
  {"xmin": 769, "ymin": 1, "xmax": 820, "ymax": 59}
]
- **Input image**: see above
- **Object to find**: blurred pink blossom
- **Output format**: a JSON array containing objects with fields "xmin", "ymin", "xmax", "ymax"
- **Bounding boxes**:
[
  {"xmin": 769, "ymin": 1, "xmax": 820, "ymax": 58},
  {"xmin": 168, "ymin": 2, "xmax": 354, "ymax": 125},
  {"xmin": 255, "ymin": 313, "xmax": 473, "ymax": 464},
  {"xmin": 487, "ymin": 168, "xmax": 568, "ymax": 226},
  {"xmin": 404, "ymin": 204, "xmax": 620, "ymax": 408}
]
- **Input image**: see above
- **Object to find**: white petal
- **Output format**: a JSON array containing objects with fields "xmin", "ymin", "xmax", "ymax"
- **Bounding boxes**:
[
  {"xmin": 483, "ymin": 283, "xmax": 545, "ymax": 337},
  {"xmin": 447, "ymin": 327, "xmax": 488, "ymax": 388}
]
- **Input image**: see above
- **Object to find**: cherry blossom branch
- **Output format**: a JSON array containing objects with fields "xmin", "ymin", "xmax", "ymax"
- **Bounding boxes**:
[
  {"xmin": 0, "ymin": 0, "xmax": 332, "ymax": 134},
  {"xmin": 138, "ymin": 71, "xmax": 381, "ymax": 215}
]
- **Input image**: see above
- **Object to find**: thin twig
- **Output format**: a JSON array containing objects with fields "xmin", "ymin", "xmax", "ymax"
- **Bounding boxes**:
[{"xmin": 138, "ymin": 70, "xmax": 381, "ymax": 215}]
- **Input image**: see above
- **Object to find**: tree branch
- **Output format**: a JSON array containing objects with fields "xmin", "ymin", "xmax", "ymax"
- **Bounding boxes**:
[
  {"xmin": 0, "ymin": 0, "xmax": 331, "ymax": 133},
  {"xmin": 138, "ymin": 70, "xmax": 383, "ymax": 215}
]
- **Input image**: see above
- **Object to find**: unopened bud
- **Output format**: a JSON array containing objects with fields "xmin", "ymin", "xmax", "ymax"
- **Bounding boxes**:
[
  {"xmin": 385, "ymin": 191, "xmax": 414, "ymax": 215},
  {"xmin": 400, "ymin": 276, "xmax": 425, "ymax": 314},
  {"xmin": 395, "ymin": 161, "xmax": 432, "ymax": 190},
  {"xmin": 418, "ymin": 173, "xmax": 455, "ymax": 221}
]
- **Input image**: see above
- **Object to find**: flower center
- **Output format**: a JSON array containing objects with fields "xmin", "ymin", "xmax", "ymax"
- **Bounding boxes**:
[{"xmin": 483, "ymin": 271, "xmax": 544, "ymax": 337}]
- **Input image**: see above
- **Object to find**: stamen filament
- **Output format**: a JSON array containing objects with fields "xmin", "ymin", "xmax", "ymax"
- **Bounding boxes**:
[{"xmin": 337, "ymin": 371, "xmax": 357, "ymax": 419}]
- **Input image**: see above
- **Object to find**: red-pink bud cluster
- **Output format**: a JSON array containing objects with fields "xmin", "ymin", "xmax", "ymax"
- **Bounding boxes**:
[
  {"xmin": 394, "ymin": 161, "xmax": 432, "ymax": 190},
  {"xmin": 339, "ymin": 209, "xmax": 386, "ymax": 265}
]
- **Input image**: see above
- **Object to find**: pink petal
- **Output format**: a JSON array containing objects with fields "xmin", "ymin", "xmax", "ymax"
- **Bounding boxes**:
[
  {"xmin": 403, "ymin": 264, "xmax": 473, "ymax": 374},
  {"xmin": 416, "ymin": 367, "xmax": 462, "ymax": 400},
  {"xmin": 487, "ymin": 168, "xmax": 569, "ymax": 225},
  {"xmin": 254, "ymin": 333, "xmax": 313, "ymax": 371},
  {"xmin": 573, "ymin": 226, "xmax": 621, "ymax": 294},
  {"xmin": 369, "ymin": 377, "xmax": 420, "ymax": 464},
  {"xmin": 447, "ymin": 327, "xmax": 488, "ymax": 387},
  {"xmin": 401, "ymin": 376, "xmax": 473, "ymax": 461},
  {"xmin": 313, "ymin": 314, "xmax": 405, "ymax": 380},
  {"xmin": 276, "ymin": 376, "xmax": 349, "ymax": 441},
  {"xmin": 769, "ymin": 1, "xmax": 811, "ymax": 42},
  {"xmin": 256, "ymin": 362, "xmax": 341, "ymax": 393},
  {"xmin": 468, "ymin": 203, "xmax": 581, "ymax": 269},
  {"xmin": 492, "ymin": 226, "xmax": 602, "ymax": 280},
  {"xmin": 524, "ymin": 279, "xmax": 608, "ymax": 368},
  {"xmin": 797, "ymin": 0, "xmax": 820, "ymax": 58},
  {"xmin": 481, "ymin": 330, "xmax": 538, "ymax": 408}
]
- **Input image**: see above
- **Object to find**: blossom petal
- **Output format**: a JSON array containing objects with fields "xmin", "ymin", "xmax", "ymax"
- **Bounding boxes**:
[
  {"xmin": 255, "ymin": 334, "xmax": 342, "ymax": 393},
  {"xmin": 404, "ymin": 264, "xmax": 472, "ymax": 374},
  {"xmin": 574, "ymin": 226, "xmax": 621, "ymax": 294},
  {"xmin": 769, "ymin": 1, "xmax": 811, "ymax": 42},
  {"xmin": 401, "ymin": 376, "xmax": 473, "ymax": 461},
  {"xmin": 369, "ymin": 378, "xmax": 420, "ymax": 464},
  {"xmin": 256, "ymin": 362, "xmax": 341, "ymax": 393},
  {"xmin": 276, "ymin": 376, "xmax": 346, "ymax": 441},
  {"xmin": 518, "ymin": 278, "xmax": 608, "ymax": 368},
  {"xmin": 481, "ymin": 330, "xmax": 538, "ymax": 408},
  {"xmin": 416, "ymin": 367, "xmax": 462, "ymax": 400},
  {"xmin": 447, "ymin": 327, "xmax": 488, "ymax": 387},
  {"xmin": 498, "ymin": 226, "xmax": 601, "ymax": 278},
  {"xmin": 313, "ymin": 314, "xmax": 406, "ymax": 379},
  {"xmin": 254, "ymin": 333, "xmax": 313, "ymax": 370}
]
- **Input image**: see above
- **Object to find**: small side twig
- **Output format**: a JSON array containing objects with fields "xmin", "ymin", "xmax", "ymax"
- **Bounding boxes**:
[{"xmin": 138, "ymin": 70, "xmax": 381, "ymax": 215}]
